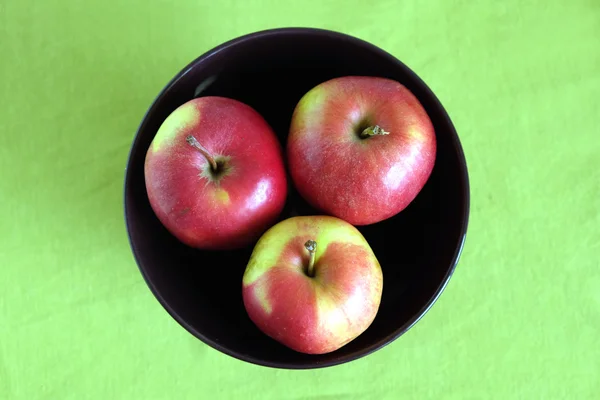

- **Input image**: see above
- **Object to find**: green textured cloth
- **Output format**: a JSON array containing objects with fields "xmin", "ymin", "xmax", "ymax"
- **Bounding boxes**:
[{"xmin": 1, "ymin": 0, "xmax": 599, "ymax": 398}]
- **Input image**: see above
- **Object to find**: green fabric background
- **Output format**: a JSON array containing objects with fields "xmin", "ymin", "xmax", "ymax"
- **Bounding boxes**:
[{"xmin": 1, "ymin": 0, "xmax": 599, "ymax": 398}]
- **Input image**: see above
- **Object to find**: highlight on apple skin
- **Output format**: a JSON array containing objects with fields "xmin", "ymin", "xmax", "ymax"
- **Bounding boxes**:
[
  {"xmin": 287, "ymin": 76, "xmax": 436, "ymax": 226},
  {"xmin": 144, "ymin": 96, "xmax": 288, "ymax": 250},
  {"xmin": 242, "ymin": 215, "xmax": 383, "ymax": 355}
]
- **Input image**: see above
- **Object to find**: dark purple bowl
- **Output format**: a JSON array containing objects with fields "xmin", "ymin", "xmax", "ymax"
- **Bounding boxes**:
[{"xmin": 124, "ymin": 28, "xmax": 469, "ymax": 369}]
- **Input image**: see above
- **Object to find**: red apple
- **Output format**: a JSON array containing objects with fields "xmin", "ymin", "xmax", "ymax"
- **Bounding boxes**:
[
  {"xmin": 242, "ymin": 215, "xmax": 383, "ymax": 354},
  {"xmin": 144, "ymin": 97, "xmax": 287, "ymax": 250},
  {"xmin": 287, "ymin": 76, "xmax": 436, "ymax": 225}
]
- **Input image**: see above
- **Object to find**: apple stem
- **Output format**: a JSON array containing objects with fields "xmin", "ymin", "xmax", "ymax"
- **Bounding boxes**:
[
  {"xmin": 186, "ymin": 135, "xmax": 218, "ymax": 171},
  {"xmin": 304, "ymin": 240, "xmax": 317, "ymax": 277},
  {"xmin": 360, "ymin": 125, "xmax": 390, "ymax": 138}
]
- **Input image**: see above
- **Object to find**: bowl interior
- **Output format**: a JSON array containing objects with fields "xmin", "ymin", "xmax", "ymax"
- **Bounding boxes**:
[{"xmin": 125, "ymin": 28, "xmax": 468, "ymax": 369}]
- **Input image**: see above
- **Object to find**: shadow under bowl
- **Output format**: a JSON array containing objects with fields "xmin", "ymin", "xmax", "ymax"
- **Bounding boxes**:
[{"xmin": 124, "ymin": 27, "xmax": 469, "ymax": 369}]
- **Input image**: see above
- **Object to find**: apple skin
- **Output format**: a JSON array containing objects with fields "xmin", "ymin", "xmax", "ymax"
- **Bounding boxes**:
[
  {"xmin": 144, "ymin": 97, "xmax": 287, "ymax": 250},
  {"xmin": 287, "ymin": 76, "xmax": 436, "ymax": 226},
  {"xmin": 242, "ymin": 215, "xmax": 383, "ymax": 354}
]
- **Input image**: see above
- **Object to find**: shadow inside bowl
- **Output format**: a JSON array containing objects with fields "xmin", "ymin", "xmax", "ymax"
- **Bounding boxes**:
[{"xmin": 125, "ymin": 28, "xmax": 469, "ymax": 369}]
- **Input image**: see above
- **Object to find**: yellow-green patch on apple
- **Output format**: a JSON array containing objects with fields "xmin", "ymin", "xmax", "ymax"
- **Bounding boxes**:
[{"xmin": 151, "ymin": 102, "xmax": 200, "ymax": 153}]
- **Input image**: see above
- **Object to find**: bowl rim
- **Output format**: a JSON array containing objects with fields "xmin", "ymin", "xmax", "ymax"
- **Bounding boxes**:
[{"xmin": 124, "ymin": 27, "xmax": 470, "ymax": 370}]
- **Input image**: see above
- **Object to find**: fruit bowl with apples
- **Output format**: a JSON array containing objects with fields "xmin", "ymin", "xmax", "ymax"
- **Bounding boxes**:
[{"xmin": 124, "ymin": 28, "xmax": 469, "ymax": 369}]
